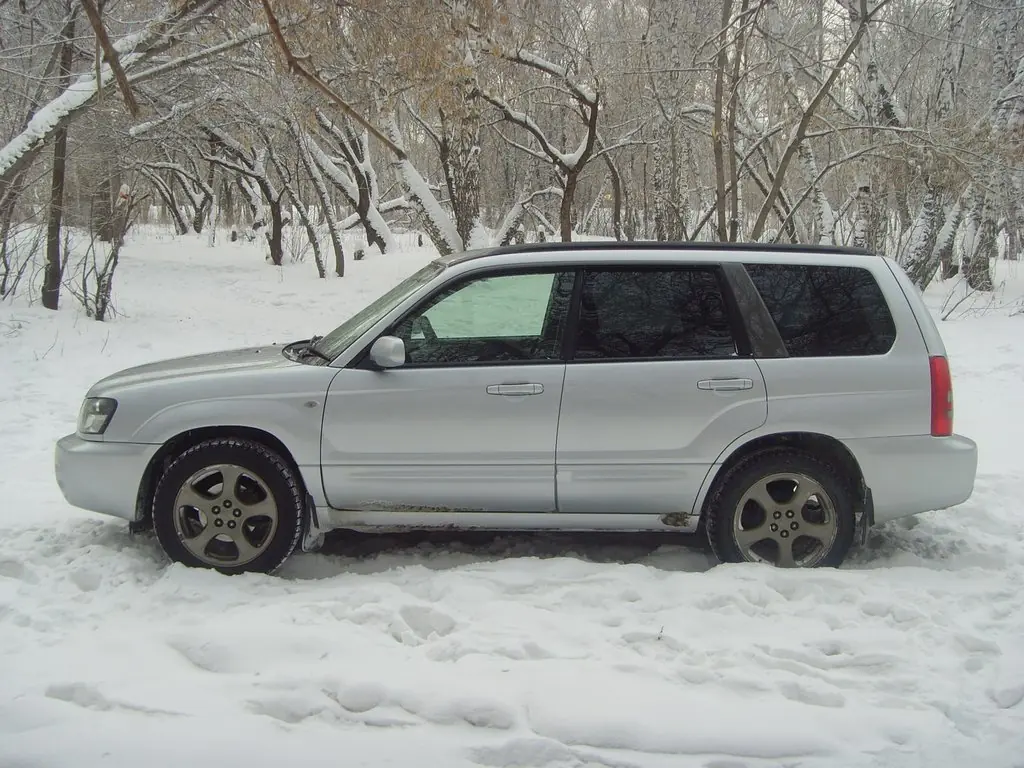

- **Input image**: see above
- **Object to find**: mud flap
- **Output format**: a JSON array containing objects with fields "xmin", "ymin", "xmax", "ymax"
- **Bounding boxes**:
[
  {"xmin": 857, "ymin": 486, "xmax": 875, "ymax": 546},
  {"xmin": 300, "ymin": 493, "xmax": 325, "ymax": 553}
]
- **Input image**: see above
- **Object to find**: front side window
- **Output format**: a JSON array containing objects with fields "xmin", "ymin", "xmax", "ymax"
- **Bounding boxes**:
[
  {"xmin": 573, "ymin": 267, "xmax": 738, "ymax": 360},
  {"xmin": 744, "ymin": 264, "xmax": 897, "ymax": 357},
  {"xmin": 394, "ymin": 270, "xmax": 574, "ymax": 365}
]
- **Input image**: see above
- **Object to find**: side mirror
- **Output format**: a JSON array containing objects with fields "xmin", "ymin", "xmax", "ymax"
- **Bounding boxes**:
[{"xmin": 369, "ymin": 335, "xmax": 406, "ymax": 369}]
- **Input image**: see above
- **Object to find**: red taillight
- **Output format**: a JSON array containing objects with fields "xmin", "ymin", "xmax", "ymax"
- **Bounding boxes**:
[{"xmin": 929, "ymin": 355, "xmax": 953, "ymax": 436}]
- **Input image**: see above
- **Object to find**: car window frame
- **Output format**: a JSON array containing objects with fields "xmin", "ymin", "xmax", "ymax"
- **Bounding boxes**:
[
  {"xmin": 562, "ymin": 262, "xmax": 753, "ymax": 364},
  {"xmin": 353, "ymin": 265, "xmax": 578, "ymax": 370}
]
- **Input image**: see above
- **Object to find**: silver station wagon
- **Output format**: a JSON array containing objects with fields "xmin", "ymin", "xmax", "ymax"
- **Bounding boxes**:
[{"xmin": 55, "ymin": 242, "xmax": 978, "ymax": 572}]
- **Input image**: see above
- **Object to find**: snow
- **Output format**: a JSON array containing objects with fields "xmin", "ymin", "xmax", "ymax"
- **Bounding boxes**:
[
  {"xmin": 2, "ymin": 233, "xmax": 1024, "ymax": 767},
  {"xmin": 398, "ymin": 158, "xmax": 464, "ymax": 253},
  {"xmin": 510, "ymin": 48, "xmax": 598, "ymax": 106}
]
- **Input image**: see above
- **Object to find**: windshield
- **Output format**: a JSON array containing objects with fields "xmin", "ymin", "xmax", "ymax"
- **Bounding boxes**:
[{"xmin": 312, "ymin": 261, "xmax": 446, "ymax": 360}]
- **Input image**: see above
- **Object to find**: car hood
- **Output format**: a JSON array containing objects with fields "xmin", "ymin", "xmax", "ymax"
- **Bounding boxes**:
[{"xmin": 89, "ymin": 345, "xmax": 297, "ymax": 394}]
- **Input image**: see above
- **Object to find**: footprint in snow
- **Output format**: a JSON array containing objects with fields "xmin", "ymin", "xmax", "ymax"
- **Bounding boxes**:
[
  {"xmin": 45, "ymin": 682, "xmax": 182, "ymax": 716},
  {"xmin": 389, "ymin": 604, "xmax": 456, "ymax": 644},
  {"xmin": 469, "ymin": 737, "xmax": 635, "ymax": 768}
]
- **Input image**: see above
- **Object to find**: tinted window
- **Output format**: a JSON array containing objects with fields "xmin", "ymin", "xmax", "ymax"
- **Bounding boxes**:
[
  {"xmin": 573, "ymin": 268, "xmax": 737, "ymax": 360},
  {"xmin": 394, "ymin": 271, "xmax": 574, "ymax": 365},
  {"xmin": 745, "ymin": 264, "xmax": 896, "ymax": 357}
]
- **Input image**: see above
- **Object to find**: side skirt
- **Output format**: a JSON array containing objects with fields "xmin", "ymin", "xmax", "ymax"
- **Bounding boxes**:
[{"xmin": 316, "ymin": 508, "xmax": 702, "ymax": 534}]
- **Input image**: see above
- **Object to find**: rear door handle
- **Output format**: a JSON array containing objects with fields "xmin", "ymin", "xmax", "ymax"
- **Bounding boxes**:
[
  {"xmin": 486, "ymin": 383, "xmax": 544, "ymax": 396},
  {"xmin": 697, "ymin": 378, "xmax": 753, "ymax": 391}
]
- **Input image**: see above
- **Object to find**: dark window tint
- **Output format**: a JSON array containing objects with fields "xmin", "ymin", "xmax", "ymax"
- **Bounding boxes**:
[
  {"xmin": 745, "ymin": 264, "xmax": 896, "ymax": 357},
  {"xmin": 394, "ymin": 270, "xmax": 574, "ymax": 365},
  {"xmin": 573, "ymin": 268, "xmax": 737, "ymax": 360}
]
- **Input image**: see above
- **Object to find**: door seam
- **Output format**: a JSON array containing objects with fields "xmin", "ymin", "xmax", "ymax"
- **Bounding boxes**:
[{"xmin": 552, "ymin": 364, "xmax": 568, "ymax": 512}]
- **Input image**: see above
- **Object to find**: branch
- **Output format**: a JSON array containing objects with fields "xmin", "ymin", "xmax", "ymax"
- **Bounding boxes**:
[
  {"xmin": 379, "ymin": 196, "xmax": 413, "ymax": 214},
  {"xmin": 402, "ymin": 97, "xmax": 442, "ymax": 148},
  {"xmin": 125, "ymin": 25, "xmax": 273, "ymax": 87},
  {"xmin": 771, "ymin": 142, "xmax": 898, "ymax": 241},
  {"xmin": 591, "ymin": 138, "xmax": 648, "ymax": 161},
  {"xmin": 749, "ymin": 0, "xmax": 892, "ymax": 240},
  {"xmin": 494, "ymin": 187, "xmax": 563, "ymax": 245},
  {"xmin": 128, "ymin": 95, "xmax": 212, "ymax": 138},
  {"xmin": 304, "ymin": 131, "xmax": 359, "ymax": 205},
  {"xmin": 200, "ymin": 152, "xmax": 258, "ymax": 181},
  {"xmin": 475, "ymin": 87, "xmax": 572, "ymax": 170},
  {"xmin": 258, "ymin": 0, "xmax": 406, "ymax": 159},
  {"xmin": 491, "ymin": 125, "xmax": 552, "ymax": 164},
  {"xmin": 79, "ymin": 0, "xmax": 139, "ymax": 117},
  {"xmin": 490, "ymin": 45, "xmax": 597, "ymax": 106}
]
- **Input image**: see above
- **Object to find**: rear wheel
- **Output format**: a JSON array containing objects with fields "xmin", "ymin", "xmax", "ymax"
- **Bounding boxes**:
[
  {"xmin": 706, "ymin": 449, "xmax": 856, "ymax": 568},
  {"xmin": 152, "ymin": 438, "xmax": 303, "ymax": 574}
]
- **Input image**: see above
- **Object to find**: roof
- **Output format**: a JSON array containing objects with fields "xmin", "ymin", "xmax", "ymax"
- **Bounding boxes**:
[{"xmin": 440, "ymin": 240, "xmax": 876, "ymax": 266}]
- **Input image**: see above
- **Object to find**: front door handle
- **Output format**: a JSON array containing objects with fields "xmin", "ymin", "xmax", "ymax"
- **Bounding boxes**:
[
  {"xmin": 486, "ymin": 383, "xmax": 544, "ymax": 396},
  {"xmin": 697, "ymin": 378, "xmax": 754, "ymax": 391}
]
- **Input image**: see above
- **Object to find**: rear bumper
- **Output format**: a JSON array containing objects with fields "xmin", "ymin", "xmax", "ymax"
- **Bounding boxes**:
[
  {"xmin": 844, "ymin": 434, "xmax": 978, "ymax": 523},
  {"xmin": 54, "ymin": 433, "xmax": 159, "ymax": 521}
]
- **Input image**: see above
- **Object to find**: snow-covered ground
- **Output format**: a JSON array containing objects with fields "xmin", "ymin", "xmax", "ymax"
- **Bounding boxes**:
[{"xmin": 1, "ymin": 231, "xmax": 1023, "ymax": 768}]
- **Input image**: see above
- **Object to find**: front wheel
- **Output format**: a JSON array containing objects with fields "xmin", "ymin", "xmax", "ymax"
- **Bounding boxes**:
[
  {"xmin": 706, "ymin": 449, "xmax": 856, "ymax": 568},
  {"xmin": 152, "ymin": 438, "xmax": 304, "ymax": 574}
]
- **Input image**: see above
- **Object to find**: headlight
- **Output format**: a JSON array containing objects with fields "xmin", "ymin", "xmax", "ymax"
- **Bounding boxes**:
[{"xmin": 78, "ymin": 397, "xmax": 117, "ymax": 435}]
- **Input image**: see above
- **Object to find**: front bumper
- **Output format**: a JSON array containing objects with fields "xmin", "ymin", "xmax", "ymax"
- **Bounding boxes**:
[{"xmin": 54, "ymin": 433, "xmax": 160, "ymax": 521}]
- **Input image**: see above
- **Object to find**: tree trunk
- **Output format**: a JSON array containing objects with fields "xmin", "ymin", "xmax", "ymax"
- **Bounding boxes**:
[
  {"xmin": 143, "ymin": 169, "xmax": 190, "ymax": 235},
  {"xmin": 439, "ymin": 106, "xmax": 483, "ymax": 247},
  {"xmin": 602, "ymin": 152, "xmax": 625, "ymax": 241},
  {"xmin": 307, "ymin": 122, "xmax": 400, "ymax": 254},
  {"xmin": 712, "ymin": 0, "xmax": 733, "ymax": 242},
  {"xmin": 0, "ymin": 168, "xmax": 29, "ymax": 297},
  {"xmin": 937, "ymin": 199, "xmax": 962, "ymax": 279},
  {"xmin": 652, "ymin": 139, "xmax": 669, "ymax": 241},
  {"xmin": 967, "ymin": 195, "xmax": 996, "ymax": 291},
  {"xmin": 291, "ymin": 193, "xmax": 325, "ymax": 278},
  {"xmin": 266, "ymin": 195, "xmax": 284, "ymax": 266},
  {"xmin": 223, "ymin": 178, "xmax": 236, "ymax": 228},
  {"xmin": 42, "ymin": 13, "xmax": 76, "ymax": 311},
  {"xmin": 191, "ymin": 166, "xmax": 214, "ymax": 233},
  {"xmin": 295, "ymin": 134, "xmax": 345, "ymax": 276},
  {"xmin": 903, "ymin": 183, "xmax": 942, "ymax": 286},
  {"xmin": 560, "ymin": 171, "xmax": 579, "ymax": 242},
  {"xmin": 95, "ymin": 174, "xmax": 114, "ymax": 242}
]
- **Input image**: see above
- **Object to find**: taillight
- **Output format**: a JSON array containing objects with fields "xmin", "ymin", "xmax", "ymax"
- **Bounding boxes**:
[{"xmin": 929, "ymin": 355, "xmax": 953, "ymax": 436}]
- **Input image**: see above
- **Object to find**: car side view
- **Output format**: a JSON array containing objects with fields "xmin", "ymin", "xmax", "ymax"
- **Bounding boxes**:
[{"xmin": 54, "ymin": 242, "xmax": 978, "ymax": 572}]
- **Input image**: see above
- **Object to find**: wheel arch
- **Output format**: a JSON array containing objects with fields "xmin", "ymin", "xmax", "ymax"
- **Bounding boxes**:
[
  {"xmin": 132, "ymin": 425, "xmax": 309, "ymax": 531},
  {"xmin": 695, "ymin": 431, "xmax": 868, "ymax": 526}
]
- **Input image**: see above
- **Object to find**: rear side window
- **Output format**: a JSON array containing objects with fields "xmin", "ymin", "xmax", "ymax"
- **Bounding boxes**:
[
  {"xmin": 573, "ymin": 267, "xmax": 737, "ymax": 360},
  {"xmin": 745, "ymin": 264, "xmax": 896, "ymax": 357}
]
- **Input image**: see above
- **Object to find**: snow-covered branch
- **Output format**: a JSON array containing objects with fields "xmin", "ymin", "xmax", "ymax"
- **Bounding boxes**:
[{"xmin": 0, "ymin": 0, "xmax": 229, "ymax": 190}]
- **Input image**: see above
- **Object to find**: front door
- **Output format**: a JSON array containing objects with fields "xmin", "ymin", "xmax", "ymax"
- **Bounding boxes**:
[
  {"xmin": 555, "ymin": 265, "xmax": 768, "ymax": 515},
  {"xmin": 321, "ymin": 268, "xmax": 575, "ymax": 513}
]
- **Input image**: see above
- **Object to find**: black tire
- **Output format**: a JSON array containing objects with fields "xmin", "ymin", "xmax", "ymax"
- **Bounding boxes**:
[
  {"xmin": 152, "ymin": 437, "xmax": 303, "ymax": 574},
  {"xmin": 705, "ymin": 448, "xmax": 856, "ymax": 568}
]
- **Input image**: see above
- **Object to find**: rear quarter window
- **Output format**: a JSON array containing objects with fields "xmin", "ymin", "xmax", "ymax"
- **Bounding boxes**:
[{"xmin": 744, "ymin": 264, "xmax": 896, "ymax": 357}]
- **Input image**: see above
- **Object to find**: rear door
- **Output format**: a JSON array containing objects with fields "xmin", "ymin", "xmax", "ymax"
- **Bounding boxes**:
[{"xmin": 555, "ymin": 264, "xmax": 767, "ymax": 515}]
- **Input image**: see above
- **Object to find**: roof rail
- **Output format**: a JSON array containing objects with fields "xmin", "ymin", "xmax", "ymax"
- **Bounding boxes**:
[{"xmin": 466, "ymin": 240, "xmax": 875, "ymax": 258}]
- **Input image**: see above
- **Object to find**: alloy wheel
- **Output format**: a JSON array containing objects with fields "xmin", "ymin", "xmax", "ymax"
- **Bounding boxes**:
[
  {"xmin": 732, "ymin": 472, "xmax": 839, "ymax": 568},
  {"xmin": 172, "ymin": 463, "xmax": 279, "ymax": 567}
]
